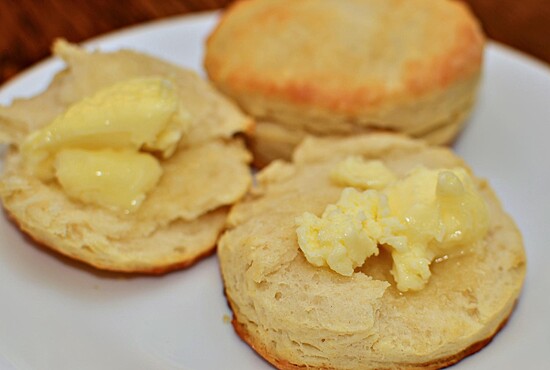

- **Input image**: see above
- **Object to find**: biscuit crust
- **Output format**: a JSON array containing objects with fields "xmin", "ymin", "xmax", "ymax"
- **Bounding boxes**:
[{"xmin": 230, "ymin": 308, "xmax": 513, "ymax": 370}]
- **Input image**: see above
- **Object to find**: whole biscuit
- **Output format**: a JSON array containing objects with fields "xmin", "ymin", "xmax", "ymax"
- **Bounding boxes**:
[
  {"xmin": 205, "ymin": 0, "xmax": 484, "ymax": 164},
  {"xmin": 218, "ymin": 134, "xmax": 526, "ymax": 369}
]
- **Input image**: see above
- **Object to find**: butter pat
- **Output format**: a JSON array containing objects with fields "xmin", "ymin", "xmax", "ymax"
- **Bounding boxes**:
[
  {"xmin": 55, "ymin": 149, "xmax": 162, "ymax": 213},
  {"xmin": 22, "ymin": 77, "xmax": 190, "ymax": 180},
  {"xmin": 296, "ymin": 157, "xmax": 489, "ymax": 292},
  {"xmin": 20, "ymin": 77, "xmax": 190, "ymax": 213},
  {"xmin": 296, "ymin": 189, "xmax": 381, "ymax": 276}
]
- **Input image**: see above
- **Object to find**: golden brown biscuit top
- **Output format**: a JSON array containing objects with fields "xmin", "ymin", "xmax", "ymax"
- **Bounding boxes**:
[{"xmin": 205, "ymin": 0, "xmax": 484, "ymax": 113}]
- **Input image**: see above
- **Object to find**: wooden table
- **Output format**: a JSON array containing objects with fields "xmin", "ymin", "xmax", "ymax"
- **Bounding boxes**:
[{"xmin": 1, "ymin": 0, "xmax": 549, "ymax": 85}]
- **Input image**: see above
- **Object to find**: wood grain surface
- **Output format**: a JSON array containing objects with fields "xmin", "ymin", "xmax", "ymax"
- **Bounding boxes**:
[{"xmin": 1, "ymin": 0, "xmax": 549, "ymax": 85}]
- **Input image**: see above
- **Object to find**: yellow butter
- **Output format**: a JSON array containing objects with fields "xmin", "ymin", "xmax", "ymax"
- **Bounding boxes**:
[
  {"xmin": 296, "ymin": 189, "xmax": 381, "ymax": 276},
  {"xmin": 55, "ymin": 149, "xmax": 162, "ymax": 213},
  {"xmin": 22, "ymin": 77, "xmax": 190, "ymax": 181},
  {"xmin": 296, "ymin": 157, "xmax": 489, "ymax": 292},
  {"xmin": 21, "ymin": 77, "xmax": 189, "ymax": 212}
]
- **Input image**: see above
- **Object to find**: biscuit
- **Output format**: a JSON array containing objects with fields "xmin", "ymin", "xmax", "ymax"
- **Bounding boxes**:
[
  {"xmin": 218, "ymin": 134, "xmax": 526, "ymax": 369},
  {"xmin": 205, "ymin": 0, "xmax": 484, "ymax": 165},
  {"xmin": 0, "ymin": 41, "xmax": 253, "ymax": 273}
]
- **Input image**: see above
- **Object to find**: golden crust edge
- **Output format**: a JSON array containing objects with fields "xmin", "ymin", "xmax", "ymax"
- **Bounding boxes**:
[
  {"xmin": 228, "ymin": 293, "xmax": 518, "ymax": 370},
  {"xmin": 0, "ymin": 205, "xmax": 222, "ymax": 275}
]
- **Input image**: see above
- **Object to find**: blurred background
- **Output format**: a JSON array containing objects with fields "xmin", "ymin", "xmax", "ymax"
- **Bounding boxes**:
[{"xmin": 1, "ymin": 0, "xmax": 549, "ymax": 84}]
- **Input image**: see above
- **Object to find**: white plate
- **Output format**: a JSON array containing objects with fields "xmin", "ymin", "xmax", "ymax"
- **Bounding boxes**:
[{"xmin": 0, "ymin": 12, "xmax": 549, "ymax": 370}]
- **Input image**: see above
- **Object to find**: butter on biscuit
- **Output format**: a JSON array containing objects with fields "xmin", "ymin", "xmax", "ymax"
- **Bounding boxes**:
[
  {"xmin": 218, "ymin": 134, "xmax": 525, "ymax": 369},
  {"xmin": 298, "ymin": 158, "xmax": 489, "ymax": 291},
  {"xmin": 0, "ymin": 41, "xmax": 252, "ymax": 273}
]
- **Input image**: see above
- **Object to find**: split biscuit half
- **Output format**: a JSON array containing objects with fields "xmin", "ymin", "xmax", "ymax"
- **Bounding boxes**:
[
  {"xmin": 218, "ymin": 134, "xmax": 526, "ymax": 369},
  {"xmin": 0, "ymin": 41, "xmax": 254, "ymax": 273}
]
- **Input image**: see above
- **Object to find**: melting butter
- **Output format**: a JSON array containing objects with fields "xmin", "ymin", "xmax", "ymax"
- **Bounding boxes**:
[
  {"xmin": 21, "ymin": 77, "xmax": 190, "ymax": 212},
  {"xmin": 296, "ymin": 158, "xmax": 489, "ymax": 292},
  {"xmin": 55, "ymin": 149, "xmax": 162, "ymax": 213}
]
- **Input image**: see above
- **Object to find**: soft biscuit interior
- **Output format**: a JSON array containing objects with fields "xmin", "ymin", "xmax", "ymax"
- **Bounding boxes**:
[{"xmin": 0, "ymin": 40, "xmax": 253, "ymax": 273}]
